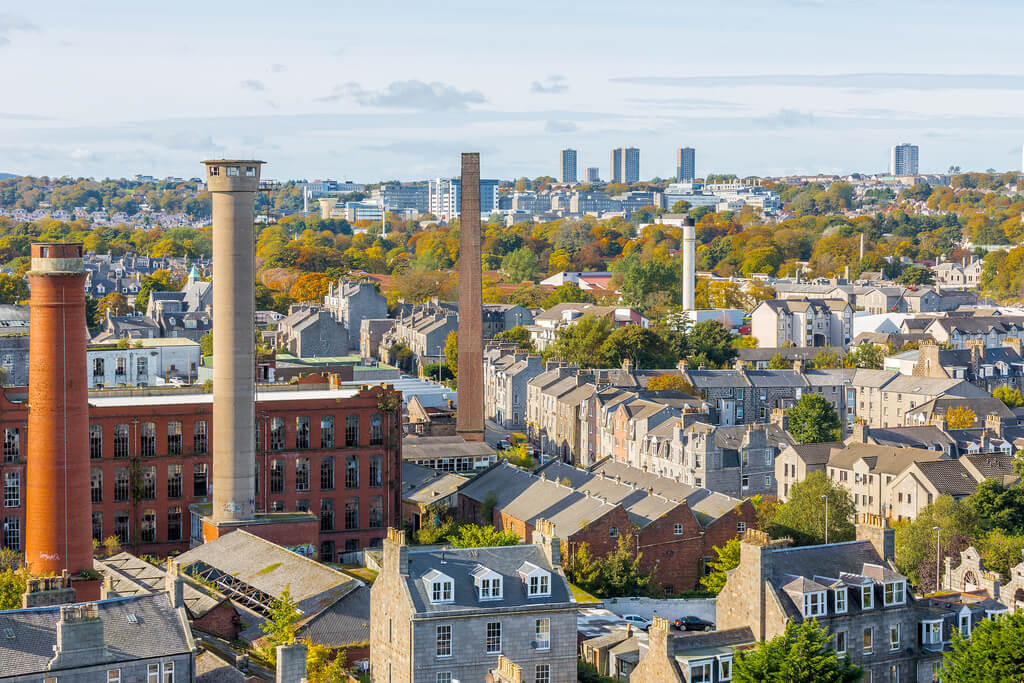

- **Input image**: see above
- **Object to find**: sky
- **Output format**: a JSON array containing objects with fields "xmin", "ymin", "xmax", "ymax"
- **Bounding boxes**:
[{"xmin": 2, "ymin": 0, "xmax": 1024, "ymax": 182}]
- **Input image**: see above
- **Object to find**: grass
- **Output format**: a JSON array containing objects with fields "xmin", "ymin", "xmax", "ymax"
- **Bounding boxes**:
[
  {"xmin": 341, "ymin": 566, "xmax": 379, "ymax": 584},
  {"xmin": 570, "ymin": 583, "xmax": 602, "ymax": 605},
  {"xmin": 257, "ymin": 562, "xmax": 282, "ymax": 575}
]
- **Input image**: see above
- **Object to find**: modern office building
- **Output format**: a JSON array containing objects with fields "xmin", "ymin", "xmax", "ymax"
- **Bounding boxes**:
[
  {"xmin": 586, "ymin": 167, "xmax": 600, "ymax": 183},
  {"xmin": 890, "ymin": 143, "xmax": 919, "ymax": 175},
  {"xmin": 610, "ymin": 147, "xmax": 640, "ymax": 184},
  {"xmin": 560, "ymin": 148, "xmax": 578, "ymax": 183},
  {"xmin": 676, "ymin": 147, "xmax": 696, "ymax": 182}
]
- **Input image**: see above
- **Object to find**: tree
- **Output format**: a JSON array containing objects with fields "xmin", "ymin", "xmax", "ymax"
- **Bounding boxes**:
[
  {"xmin": 502, "ymin": 444, "xmax": 537, "ymax": 470},
  {"xmin": 897, "ymin": 265, "xmax": 935, "ymax": 285},
  {"xmin": 494, "ymin": 325, "xmax": 534, "ymax": 352},
  {"xmin": 945, "ymin": 405, "xmax": 978, "ymax": 429},
  {"xmin": 769, "ymin": 472, "xmax": 856, "ymax": 546},
  {"xmin": 993, "ymin": 385, "xmax": 1024, "ymax": 408},
  {"xmin": 547, "ymin": 315, "xmax": 614, "ymax": 368},
  {"xmin": 0, "ymin": 273, "xmax": 28, "ymax": 304},
  {"xmin": 687, "ymin": 320, "xmax": 736, "ymax": 368},
  {"xmin": 811, "ymin": 349, "xmax": 843, "ymax": 369},
  {"xmin": 200, "ymin": 331, "xmax": 213, "ymax": 356},
  {"xmin": 599, "ymin": 325, "xmax": 672, "ymax": 369},
  {"xmin": 421, "ymin": 362, "xmax": 454, "ymax": 382},
  {"xmin": 767, "ymin": 353, "xmax": 791, "ymax": 369},
  {"xmin": 447, "ymin": 524, "xmax": 520, "ymax": 548},
  {"xmin": 564, "ymin": 541, "xmax": 601, "ymax": 589},
  {"xmin": 443, "ymin": 330, "xmax": 458, "ymax": 380},
  {"xmin": 0, "ymin": 568, "xmax": 26, "ymax": 611},
  {"xmin": 304, "ymin": 641, "xmax": 348, "ymax": 683},
  {"xmin": 289, "ymin": 272, "xmax": 332, "ymax": 302},
  {"xmin": 542, "ymin": 282, "xmax": 595, "ymax": 308},
  {"xmin": 700, "ymin": 537, "xmax": 740, "ymax": 595},
  {"xmin": 501, "ymin": 246, "xmax": 540, "ymax": 282},
  {"xmin": 942, "ymin": 611, "xmax": 1024, "ymax": 682},
  {"xmin": 94, "ymin": 292, "xmax": 130, "ymax": 326},
  {"xmin": 845, "ymin": 343, "xmax": 884, "ymax": 369},
  {"xmin": 893, "ymin": 495, "xmax": 978, "ymax": 587},
  {"xmin": 646, "ymin": 374, "xmax": 698, "ymax": 394},
  {"xmin": 786, "ymin": 394, "xmax": 841, "ymax": 444},
  {"xmin": 260, "ymin": 586, "xmax": 300, "ymax": 662},
  {"xmin": 733, "ymin": 620, "xmax": 862, "ymax": 683},
  {"xmin": 613, "ymin": 254, "xmax": 677, "ymax": 312}
]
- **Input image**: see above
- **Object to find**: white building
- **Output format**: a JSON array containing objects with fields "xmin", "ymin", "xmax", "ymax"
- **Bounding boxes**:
[
  {"xmin": 428, "ymin": 178, "xmax": 499, "ymax": 219},
  {"xmin": 87, "ymin": 338, "xmax": 202, "ymax": 388},
  {"xmin": 890, "ymin": 143, "xmax": 919, "ymax": 175}
]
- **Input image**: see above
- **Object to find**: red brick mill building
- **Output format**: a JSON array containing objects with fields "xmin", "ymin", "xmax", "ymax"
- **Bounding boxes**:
[{"xmin": 0, "ymin": 381, "xmax": 402, "ymax": 563}]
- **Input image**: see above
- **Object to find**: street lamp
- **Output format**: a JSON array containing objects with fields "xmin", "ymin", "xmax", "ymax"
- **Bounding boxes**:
[
  {"xmin": 821, "ymin": 494, "xmax": 829, "ymax": 545},
  {"xmin": 933, "ymin": 526, "xmax": 942, "ymax": 593}
]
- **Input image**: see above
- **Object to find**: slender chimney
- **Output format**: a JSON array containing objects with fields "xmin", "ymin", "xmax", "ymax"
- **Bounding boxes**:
[
  {"xmin": 859, "ymin": 232, "xmax": 865, "ymax": 260},
  {"xmin": 682, "ymin": 219, "xmax": 696, "ymax": 310},
  {"xmin": 26, "ymin": 242, "xmax": 92, "ymax": 576},
  {"xmin": 203, "ymin": 160, "xmax": 264, "ymax": 522},
  {"xmin": 456, "ymin": 153, "xmax": 485, "ymax": 441}
]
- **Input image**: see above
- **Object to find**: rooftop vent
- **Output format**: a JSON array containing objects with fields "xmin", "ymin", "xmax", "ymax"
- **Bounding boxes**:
[{"xmin": 126, "ymin": 613, "xmax": 138, "ymax": 624}]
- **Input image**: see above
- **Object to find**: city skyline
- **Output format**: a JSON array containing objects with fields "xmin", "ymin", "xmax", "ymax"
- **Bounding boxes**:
[{"xmin": 2, "ymin": 1, "xmax": 1024, "ymax": 180}]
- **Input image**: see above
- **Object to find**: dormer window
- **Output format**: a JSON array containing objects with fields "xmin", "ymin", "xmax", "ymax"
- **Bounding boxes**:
[
  {"xmin": 423, "ymin": 569, "xmax": 454, "ymax": 604},
  {"xmin": 530, "ymin": 574, "xmax": 549, "ymax": 596},
  {"xmin": 859, "ymin": 581, "xmax": 874, "ymax": 609},
  {"xmin": 519, "ymin": 562, "xmax": 551, "ymax": 598},
  {"xmin": 803, "ymin": 591, "xmax": 826, "ymax": 618},
  {"xmin": 471, "ymin": 565, "xmax": 503, "ymax": 601},
  {"xmin": 883, "ymin": 580, "xmax": 905, "ymax": 606},
  {"xmin": 834, "ymin": 586, "xmax": 847, "ymax": 614}
]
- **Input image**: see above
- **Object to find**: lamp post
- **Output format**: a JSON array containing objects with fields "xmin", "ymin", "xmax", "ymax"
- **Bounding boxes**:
[
  {"xmin": 821, "ymin": 494, "xmax": 829, "ymax": 545},
  {"xmin": 934, "ymin": 526, "xmax": 942, "ymax": 592}
]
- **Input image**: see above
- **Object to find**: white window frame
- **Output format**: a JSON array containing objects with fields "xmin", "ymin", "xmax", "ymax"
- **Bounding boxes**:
[
  {"xmin": 959, "ymin": 612, "xmax": 971, "ymax": 637},
  {"xmin": 889, "ymin": 623, "xmax": 900, "ymax": 651},
  {"xmin": 431, "ymin": 579, "xmax": 454, "ymax": 604},
  {"xmin": 529, "ymin": 573, "xmax": 550, "ymax": 597},
  {"xmin": 884, "ymin": 580, "xmax": 906, "ymax": 606},
  {"xmin": 834, "ymin": 629, "xmax": 847, "ymax": 655},
  {"xmin": 863, "ymin": 626, "xmax": 872, "ymax": 655},
  {"xmin": 107, "ymin": 670, "xmax": 121, "ymax": 683},
  {"xmin": 719, "ymin": 655, "xmax": 733, "ymax": 681},
  {"xmin": 148, "ymin": 664, "xmax": 159, "ymax": 683},
  {"xmin": 436, "ymin": 624, "xmax": 452, "ymax": 658},
  {"xmin": 921, "ymin": 620, "xmax": 942, "ymax": 645},
  {"xmin": 437, "ymin": 673, "xmax": 452, "ymax": 683},
  {"xmin": 161, "ymin": 662, "xmax": 174, "ymax": 683},
  {"xmin": 834, "ymin": 586, "xmax": 847, "ymax": 614},
  {"xmin": 803, "ymin": 591, "xmax": 826, "ymax": 618},
  {"xmin": 535, "ymin": 617, "xmax": 551, "ymax": 651},
  {"xmin": 690, "ymin": 660, "xmax": 713, "ymax": 683},
  {"xmin": 486, "ymin": 621, "xmax": 502, "ymax": 654},
  {"xmin": 861, "ymin": 583, "xmax": 874, "ymax": 610},
  {"xmin": 737, "ymin": 522, "xmax": 746, "ymax": 533},
  {"xmin": 674, "ymin": 523, "xmax": 683, "ymax": 535}
]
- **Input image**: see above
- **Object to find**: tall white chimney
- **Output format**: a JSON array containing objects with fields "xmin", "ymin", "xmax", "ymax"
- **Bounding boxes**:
[{"xmin": 681, "ymin": 220, "xmax": 696, "ymax": 310}]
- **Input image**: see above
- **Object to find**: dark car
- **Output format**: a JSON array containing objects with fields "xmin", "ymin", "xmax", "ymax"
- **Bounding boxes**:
[{"xmin": 673, "ymin": 616, "xmax": 714, "ymax": 631}]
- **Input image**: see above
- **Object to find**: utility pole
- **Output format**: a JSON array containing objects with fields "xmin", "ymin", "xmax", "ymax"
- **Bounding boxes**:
[{"xmin": 821, "ymin": 494, "xmax": 829, "ymax": 545}]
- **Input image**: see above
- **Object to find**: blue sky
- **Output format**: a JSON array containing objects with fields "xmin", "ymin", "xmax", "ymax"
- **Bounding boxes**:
[{"xmin": 2, "ymin": 0, "xmax": 1024, "ymax": 181}]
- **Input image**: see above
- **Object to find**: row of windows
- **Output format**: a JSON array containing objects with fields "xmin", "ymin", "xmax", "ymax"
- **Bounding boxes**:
[
  {"xmin": 91, "ymin": 509, "xmax": 183, "ymax": 545},
  {"xmin": 92, "ymin": 661, "xmax": 175, "ymax": 683},
  {"xmin": 434, "ymin": 619, "xmax": 552, "ymax": 658},
  {"xmin": 267, "ymin": 454, "xmax": 384, "ymax": 493},
  {"xmin": 90, "ymin": 465, "xmax": 208, "ymax": 502}
]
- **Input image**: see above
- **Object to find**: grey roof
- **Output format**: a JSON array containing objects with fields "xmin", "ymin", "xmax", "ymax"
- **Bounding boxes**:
[
  {"xmin": 685, "ymin": 370, "xmax": 750, "ymax": 388},
  {"xmin": 881, "ymin": 375, "xmax": 988, "ymax": 397},
  {"xmin": 858, "ymin": 426, "xmax": 955, "ymax": 451},
  {"xmin": 827, "ymin": 443, "xmax": 945, "ymax": 474},
  {"xmin": 196, "ymin": 651, "xmax": 249, "ymax": 683},
  {"xmin": 96, "ymin": 552, "xmax": 224, "ymax": 618},
  {"xmin": 403, "ymin": 470, "xmax": 469, "ymax": 505},
  {"xmin": 908, "ymin": 396, "xmax": 1016, "ymax": 422},
  {"xmin": 402, "ymin": 462, "xmax": 440, "ymax": 491},
  {"xmin": 784, "ymin": 442, "xmax": 844, "ymax": 467},
  {"xmin": 745, "ymin": 370, "xmax": 808, "ymax": 388},
  {"xmin": 298, "ymin": 584, "xmax": 371, "ymax": 646},
  {"xmin": 711, "ymin": 424, "xmax": 794, "ymax": 451},
  {"xmin": 404, "ymin": 544, "xmax": 573, "ymax": 615},
  {"xmin": 402, "ymin": 435, "xmax": 496, "ymax": 461},
  {"xmin": 0, "ymin": 593, "xmax": 192, "ymax": 677},
  {"xmin": 852, "ymin": 369, "xmax": 898, "ymax": 388},
  {"xmin": 913, "ymin": 460, "xmax": 980, "ymax": 496},
  {"xmin": 962, "ymin": 453, "xmax": 1017, "ymax": 480}
]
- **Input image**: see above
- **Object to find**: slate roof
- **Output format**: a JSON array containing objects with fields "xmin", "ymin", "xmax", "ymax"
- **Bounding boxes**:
[
  {"xmin": 95, "ymin": 552, "xmax": 224, "ymax": 618},
  {"xmin": 404, "ymin": 544, "xmax": 573, "ymax": 616},
  {"xmin": 0, "ymin": 593, "xmax": 192, "ymax": 677},
  {"xmin": 827, "ymin": 443, "xmax": 945, "ymax": 473},
  {"xmin": 403, "ymin": 471, "xmax": 469, "ymax": 505},
  {"xmin": 913, "ymin": 460, "xmax": 981, "ymax": 496},
  {"xmin": 857, "ymin": 426, "xmax": 955, "ymax": 451},
  {"xmin": 196, "ymin": 651, "xmax": 249, "ymax": 683},
  {"xmin": 711, "ymin": 424, "xmax": 795, "ymax": 451},
  {"xmin": 685, "ymin": 370, "xmax": 750, "ymax": 388},
  {"xmin": 298, "ymin": 584, "xmax": 371, "ymax": 646},
  {"xmin": 785, "ymin": 442, "xmax": 843, "ymax": 467}
]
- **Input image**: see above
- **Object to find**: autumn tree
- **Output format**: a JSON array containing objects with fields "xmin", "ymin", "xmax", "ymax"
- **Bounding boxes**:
[
  {"xmin": 993, "ymin": 385, "xmax": 1024, "ymax": 408},
  {"xmin": 94, "ymin": 292, "xmax": 130, "ymax": 326},
  {"xmin": 945, "ymin": 405, "xmax": 978, "ymax": 429},
  {"xmin": 767, "ymin": 353, "xmax": 791, "ymax": 369},
  {"xmin": 0, "ymin": 273, "xmax": 29, "ymax": 304},
  {"xmin": 288, "ymin": 272, "xmax": 332, "ymax": 302},
  {"xmin": 844, "ymin": 343, "xmax": 884, "ymax": 369},
  {"xmin": 646, "ymin": 374, "xmax": 698, "ymax": 394},
  {"xmin": 443, "ymin": 330, "xmax": 458, "ymax": 381},
  {"xmin": 494, "ymin": 325, "xmax": 534, "ymax": 351},
  {"xmin": 447, "ymin": 524, "xmax": 520, "ymax": 548}
]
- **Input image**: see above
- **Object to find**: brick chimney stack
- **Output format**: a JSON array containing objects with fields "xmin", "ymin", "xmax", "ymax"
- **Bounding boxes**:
[{"xmin": 456, "ymin": 152, "xmax": 485, "ymax": 442}]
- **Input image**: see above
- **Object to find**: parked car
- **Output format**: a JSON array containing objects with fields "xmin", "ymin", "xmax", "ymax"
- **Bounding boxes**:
[
  {"xmin": 621, "ymin": 614, "xmax": 652, "ymax": 631},
  {"xmin": 673, "ymin": 616, "xmax": 714, "ymax": 632}
]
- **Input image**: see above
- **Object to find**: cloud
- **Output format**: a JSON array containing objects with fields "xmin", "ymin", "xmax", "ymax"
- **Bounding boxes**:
[
  {"xmin": 360, "ymin": 139, "xmax": 498, "ymax": 160},
  {"xmin": 0, "ymin": 14, "xmax": 38, "ymax": 47},
  {"xmin": 333, "ymin": 80, "xmax": 486, "ymax": 111},
  {"xmin": 0, "ymin": 112, "xmax": 52, "ymax": 121},
  {"xmin": 530, "ymin": 75, "xmax": 569, "ymax": 94},
  {"xmin": 331, "ymin": 46, "xmax": 345, "ymax": 56},
  {"xmin": 240, "ymin": 79, "xmax": 266, "ymax": 91},
  {"xmin": 269, "ymin": 63, "xmax": 286, "ymax": 73},
  {"xmin": 611, "ymin": 73, "xmax": 1024, "ymax": 91},
  {"xmin": 626, "ymin": 97, "xmax": 741, "ymax": 110},
  {"xmin": 757, "ymin": 109, "xmax": 816, "ymax": 127},
  {"xmin": 544, "ymin": 120, "xmax": 578, "ymax": 133}
]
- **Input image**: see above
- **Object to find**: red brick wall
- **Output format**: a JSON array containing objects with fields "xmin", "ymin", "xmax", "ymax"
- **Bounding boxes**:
[{"xmin": 192, "ymin": 601, "xmax": 242, "ymax": 640}]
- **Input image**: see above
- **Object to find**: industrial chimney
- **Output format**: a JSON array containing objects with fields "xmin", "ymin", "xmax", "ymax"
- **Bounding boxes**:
[
  {"xmin": 681, "ymin": 217, "xmax": 696, "ymax": 311},
  {"xmin": 26, "ymin": 242, "xmax": 91, "ymax": 576},
  {"xmin": 456, "ymin": 153, "xmax": 485, "ymax": 441},
  {"xmin": 203, "ymin": 160, "xmax": 263, "ymax": 522}
]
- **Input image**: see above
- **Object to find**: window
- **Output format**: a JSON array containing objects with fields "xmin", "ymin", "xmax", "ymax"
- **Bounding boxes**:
[
  {"xmin": 92, "ymin": 512, "xmax": 103, "ymax": 541},
  {"xmin": 321, "ymin": 499, "xmax": 335, "ymax": 531},
  {"xmin": 535, "ymin": 617, "xmax": 550, "ymax": 650},
  {"xmin": 107, "ymin": 670, "xmax": 121, "ymax": 683},
  {"xmin": 346, "ymin": 455, "xmax": 359, "ymax": 488},
  {"xmin": 90, "ymin": 425, "xmax": 103, "ymax": 459},
  {"xmin": 431, "ymin": 578, "xmax": 453, "ymax": 603},
  {"xmin": 114, "ymin": 467, "xmax": 130, "ymax": 502},
  {"xmin": 168, "ymin": 464, "xmax": 182, "ymax": 498},
  {"xmin": 803, "ymin": 591, "xmax": 825, "ymax": 618},
  {"xmin": 835, "ymin": 587, "xmax": 847, "ymax": 614},
  {"xmin": 141, "ymin": 466, "xmax": 156, "ymax": 499},
  {"xmin": 321, "ymin": 416, "xmax": 335, "ymax": 448},
  {"xmin": 167, "ymin": 507, "xmax": 182, "ymax": 542},
  {"xmin": 863, "ymin": 626, "xmax": 872, "ymax": 654},
  {"xmin": 720, "ymin": 656, "xmax": 733, "ymax": 681},
  {"xmin": 296, "ymin": 458, "xmax": 310, "ymax": 492},
  {"xmin": 369, "ymin": 496, "xmax": 383, "ymax": 528},
  {"xmin": 922, "ymin": 619, "xmax": 942, "ymax": 646},
  {"xmin": 91, "ymin": 468, "xmax": 103, "ymax": 503},
  {"xmin": 344, "ymin": 498, "xmax": 358, "ymax": 529},
  {"xmin": 765, "ymin": 474, "xmax": 771, "ymax": 487},
  {"xmin": 194, "ymin": 421, "xmax": 208, "ymax": 453},
  {"xmin": 884, "ymin": 580, "xmax": 906, "ymax": 606},
  {"xmin": 148, "ymin": 664, "xmax": 160, "ymax": 683},
  {"xmin": 737, "ymin": 522, "xmax": 747, "ymax": 534},
  {"xmin": 345, "ymin": 414, "xmax": 359, "ymax": 446},
  {"xmin": 2, "ymin": 428, "xmax": 18, "ymax": 461},
  {"xmin": 114, "ymin": 424, "xmax": 130, "ymax": 458},
  {"xmin": 4, "ymin": 516, "xmax": 20, "ymax": 549},
  {"xmin": 529, "ymin": 573, "xmax": 550, "ymax": 596},
  {"xmin": 162, "ymin": 661, "xmax": 174, "ymax": 683},
  {"xmin": 270, "ymin": 459, "xmax": 284, "ymax": 493},
  {"xmin": 609, "ymin": 526, "xmax": 618, "ymax": 538},
  {"xmin": 270, "ymin": 418, "xmax": 285, "ymax": 450},
  {"xmin": 296, "ymin": 500, "xmax": 309, "ymax": 512},
  {"xmin": 93, "ymin": 357, "xmax": 104, "ymax": 378},
  {"xmin": 535, "ymin": 664, "xmax": 550, "ymax": 683},
  {"xmin": 136, "ymin": 356, "xmax": 146, "ymax": 379},
  {"xmin": 370, "ymin": 414, "xmax": 383, "ymax": 445},
  {"xmin": 141, "ymin": 509, "xmax": 156, "ymax": 544},
  {"xmin": 321, "ymin": 456, "xmax": 335, "ymax": 490},
  {"xmin": 436, "ymin": 675, "xmax": 451, "ymax": 683},
  {"xmin": 140, "ymin": 422, "xmax": 156, "ymax": 456},
  {"xmin": 690, "ymin": 661, "xmax": 712, "ymax": 683},
  {"xmin": 193, "ymin": 463, "xmax": 208, "ymax": 497},
  {"xmin": 369, "ymin": 453, "xmax": 383, "ymax": 487},
  {"xmin": 889, "ymin": 664, "xmax": 899, "ymax": 683},
  {"xmin": 436, "ymin": 625, "xmax": 452, "ymax": 657},
  {"xmin": 226, "ymin": 166, "xmax": 239, "ymax": 176},
  {"xmin": 861, "ymin": 583, "xmax": 874, "ymax": 609},
  {"xmin": 479, "ymin": 575, "xmax": 502, "ymax": 600},
  {"xmin": 167, "ymin": 422, "xmax": 182, "ymax": 455},
  {"xmin": 889, "ymin": 623, "xmax": 900, "ymax": 651},
  {"xmin": 835, "ymin": 629, "xmax": 847, "ymax": 655},
  {"xmin": 486, "ymin": 621, "xmax": 502, "ymax": 653},
  {"xmin": 115, "ymin": 511, "xmax": 130, "ymax": 544},
  {"xmin": 959, "ymin": 613, "xmax": 971, "ymax": 637},
  {"xmin": 741, "ymin": 475, "xmax": 749, "ymax": 489},
  {"xmin": 674, "ymin": 523, "xmax": 683, "ymax": 535},
  {"xmin": 296, "ymin": 417, "xmax": 310, "ymax": 449}
]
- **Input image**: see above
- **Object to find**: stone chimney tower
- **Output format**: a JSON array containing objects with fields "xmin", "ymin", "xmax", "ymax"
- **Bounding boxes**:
[
  {"xmin": 26, "ymin": 243, "xmax": 92, "ymax": 577},
  {"xmin": 203, "ymin": 160, "xmax": 264, "ymax": 522},
  {"xmin": 456, "ymin": 153, "xmax": 484, "ymax": 441},
  {"xmin": 681, "ymin": 218, "xmax": 696, "ymax": 310}
]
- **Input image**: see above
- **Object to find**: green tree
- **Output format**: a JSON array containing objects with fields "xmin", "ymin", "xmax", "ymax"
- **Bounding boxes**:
[
  {"xmin": 770, "ymin": 472, "xmax": 856, "ymax": 546},
  {"xmin": 942, "ymin": 611, "xmax": 1024, "ymax": 682},
  {"xmin": 599, "ymin": 325, "xmax": 672, "ymax": 369},
  {"xmin": 786, "ymin": 394, "xmax": 841, "ymax": 443},
  {"xmin": 260, "ymin": 586, "xmax": 301, "ymax": 662},
  {"xmin": 0, "ymin": 273, "xmax": 28, "ymax": 304},
  {"xmin": 894, "ymin": 495, "xmax": 978, "ymax": 587},
  {"xmin": 733, "ymin": 620, "xmax": 862, "ymax": 683},
  {"xmin": 811, "ymin": 349, "xmax": 843, "ymax": 369},
  {"xmin": 494, "ymin": 325, "xmax": 535, "ymax": 352},
  {"xmin": 542, "ymin": 283, "xmax": 595, "ymax": 308},
  {"xmin": 0, "ymin": 568, "xmax": 27, "ymax": 610},
  {"xmin": 700, "ymin": 537, "xmax": 740, "ymax": 595},
  {"xmin": 200, "ymin": 331, "xmax": 213, "ymax": 356},
  {"xmin": 501, "ymin": 246, "xmax": 540, "ymax": 282},
  {"xmin": 548, "ymin": 315, "xmax": 614, "ymax": 368},
  {"xmin": 94, "ymin": 292, "xmax": 130, "ymax": 326},
  {"xmin": 613, "ymin": 255, "xmax": 677, "ymax": 312},
  {"xmin": 687, "ymin": 320, "xmax": 736, "ymax": 368},
  {"xmin": 564, "ymin": 541, "xmax": 601, "ymax": 590},
  {"xmin": 443, "ymin": 330, "xmax": 458, "ymax": 380},
  {"xmin": 897, "ymin": 265, "xmax": 935, "ymax": 285},
  {"xmin": 447, "ymin": 524, "xmax": 521, "ymax": 548},
  {"xmin": 993, "ymin": 385, "xmax": 1024, "ymax": 408},
  {"xmin": 502, "ymin": 444, "xmax": 537, "ymax": 470},
  {"xmin": 591, "ymin": 533, "xmax": 656, "ymax": 598},
  {"xmin": 845, "ymin": 343, "xmax": 884, "ymax": 369},
  {"xmin": 304, "ymin": 641, "xmax": 348, "ymax": 683},
  {"xmin": 767, "ymin": 353, "xmax": 791, "ymax": 369}
]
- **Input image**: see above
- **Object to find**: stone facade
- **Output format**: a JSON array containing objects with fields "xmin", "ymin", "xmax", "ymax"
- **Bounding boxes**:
[{"xmin": 324, "ymin": 279, "xmax": 388, "ymax": 350}]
